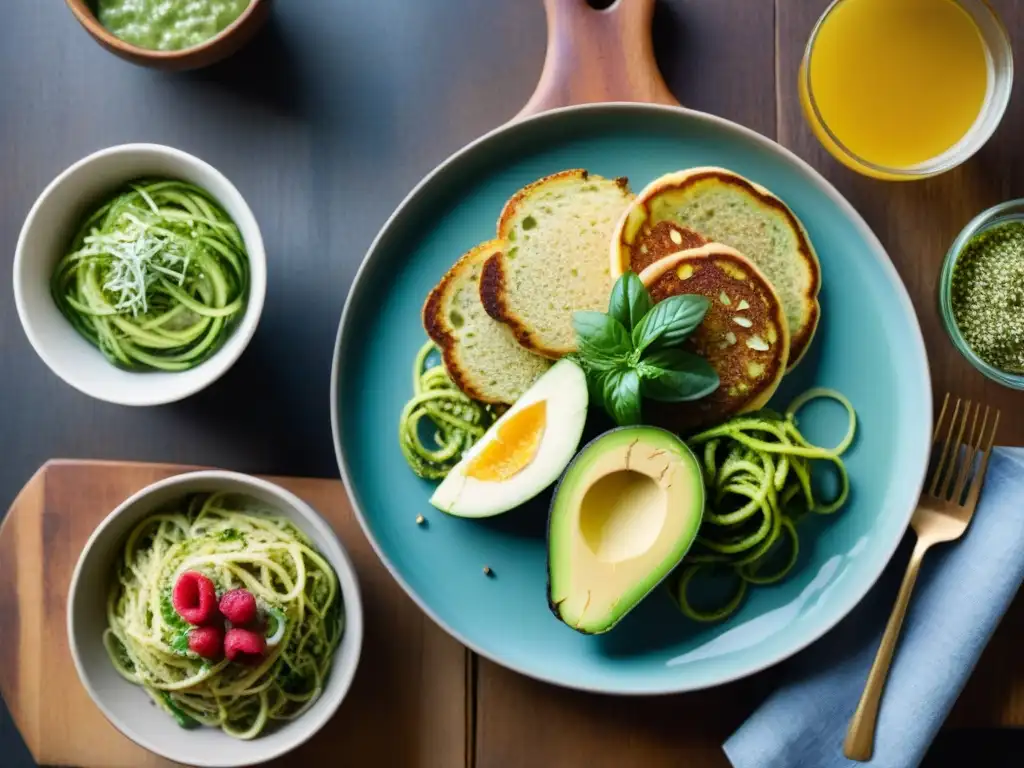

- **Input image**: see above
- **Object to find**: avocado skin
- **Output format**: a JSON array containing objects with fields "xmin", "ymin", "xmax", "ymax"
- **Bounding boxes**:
[
  {"xmin": 545, "ymin": 421, "xmax": 621, "ymax": 626},
  {"xmin": 545, "ymin": 425, "xmax": 701, "ymax": 634}
]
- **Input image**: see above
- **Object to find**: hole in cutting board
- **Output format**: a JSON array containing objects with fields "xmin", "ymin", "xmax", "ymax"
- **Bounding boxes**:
[{"xmin": 587, "ymin": 0, "xmax": 619, "ymax": 9}]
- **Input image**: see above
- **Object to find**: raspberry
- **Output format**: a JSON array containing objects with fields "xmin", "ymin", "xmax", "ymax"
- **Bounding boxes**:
[
  {"xmin": 172, "ymin": 571, "xmax": 219, "ymax": 625},
  {"xmin": 219, "ymin": 589, "xmax": 258, "ymax": 626},
  {"xmin": 188, "ymin": 625, "xmax": 224, "ymax": 659},
  {"xmin": 224, "ymin": 628, "xmax": 266, "ymax": 664}
]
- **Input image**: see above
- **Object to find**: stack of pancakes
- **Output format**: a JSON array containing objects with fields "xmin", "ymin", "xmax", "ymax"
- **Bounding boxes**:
[{"xmin": 611, "ymin": 167, "xmax": 821, "ymax": 430}]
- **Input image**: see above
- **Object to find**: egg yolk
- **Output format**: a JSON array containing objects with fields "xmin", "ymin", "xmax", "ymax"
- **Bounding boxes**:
[{"xmin": 466, "ymin": 400, "xmax": 547, "ymax": 481}]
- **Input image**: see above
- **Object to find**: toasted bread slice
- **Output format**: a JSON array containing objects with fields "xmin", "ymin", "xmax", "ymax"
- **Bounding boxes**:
[
  {"xmin": 612, "ymin": 167, "xmax": 820, "ymax": 368},
  {"xmin": 423, "ymin": 240, "xmax": 551, "ymax": 405},
  {"xmin": 480, "ymin": 169, "xmax": 634, "ymax": 359},
  {"xmin": 639, "ymin": 243, "xmax": 790, "ymax": 432}
]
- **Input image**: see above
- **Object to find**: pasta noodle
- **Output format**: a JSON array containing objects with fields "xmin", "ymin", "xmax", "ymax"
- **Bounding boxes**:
[
  {"xmin": 675, "ymin": 388, "xmax": 856, "ymax": 621},
  {"xmin": 398, "ymin": 340, "xmax": 499, "ymax": 479},
  {"xmin": 103, "ymin": 492, "xmax": 342, "ymax": 739}
]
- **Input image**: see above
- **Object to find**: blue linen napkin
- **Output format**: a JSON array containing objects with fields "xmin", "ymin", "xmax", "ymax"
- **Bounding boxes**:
[{"xmin": 724, "ymin": 446, "xmax": 1024, "ymax": 768}]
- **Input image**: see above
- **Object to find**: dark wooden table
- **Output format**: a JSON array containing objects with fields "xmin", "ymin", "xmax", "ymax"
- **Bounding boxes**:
[{"xmin": 1, "ymin": 1, "xmax": 1022, "ymax": 766}]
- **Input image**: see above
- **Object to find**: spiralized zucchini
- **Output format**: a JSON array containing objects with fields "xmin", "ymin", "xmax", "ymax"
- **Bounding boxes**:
[
  {"xmin": 399, "ymin": 340, "xmax": 501, "ymax": 479},
  {"xmin": 674, "ymin": 388, "xmax": 856, "ymax": 622},
  {"xmin": 52, "ymin": 180, "xmax": 248, "ymax": 372},
  {"xmin": 103, "ymin": 493, "xmax": 343, "ymax": 739}
]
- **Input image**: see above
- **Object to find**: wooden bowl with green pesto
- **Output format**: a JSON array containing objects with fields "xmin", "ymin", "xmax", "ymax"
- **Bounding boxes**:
[{"xmin": 66, "ymin": 0, "xmax": 270, "ymax": 71}]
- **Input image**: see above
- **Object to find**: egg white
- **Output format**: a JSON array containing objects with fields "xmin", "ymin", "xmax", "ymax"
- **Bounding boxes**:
[{"xmin": 430, "ymin": 358, "xmax": 589, "ymax": 518}]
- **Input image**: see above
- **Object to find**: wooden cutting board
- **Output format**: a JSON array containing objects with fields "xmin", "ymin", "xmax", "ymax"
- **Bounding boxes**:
[{"xmin": 0, "ymin": 460, "xmax": 470, "ymax": 768}]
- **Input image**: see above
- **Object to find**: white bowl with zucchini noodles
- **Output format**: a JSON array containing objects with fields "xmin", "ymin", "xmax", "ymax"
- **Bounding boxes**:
[
  {"xmin": 13, "ymin": 143, "xmax": 266, "ymax": 405},
  {"xmin": 67, "ymin": 470, "xmax": 363, "ymax": 767}
]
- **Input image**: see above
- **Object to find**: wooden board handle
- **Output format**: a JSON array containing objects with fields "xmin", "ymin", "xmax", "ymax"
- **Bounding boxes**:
[{"xmin": 517, "ymin": 0, "xmax": 679, "ymax": 118}]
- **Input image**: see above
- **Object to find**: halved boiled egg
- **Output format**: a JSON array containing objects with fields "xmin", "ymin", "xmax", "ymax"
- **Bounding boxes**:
[{"xmin": 430, "ymin": 359, "xmax": 589, "ymax": 518}]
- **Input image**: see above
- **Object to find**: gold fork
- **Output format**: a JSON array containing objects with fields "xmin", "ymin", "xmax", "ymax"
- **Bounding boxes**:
[{"xmin": 843, "ymin": 394, "xmax": 1000, "ymax": 762}]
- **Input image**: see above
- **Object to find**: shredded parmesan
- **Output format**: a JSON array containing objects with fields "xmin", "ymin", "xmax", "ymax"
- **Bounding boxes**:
[{"xmin": 77, "ymin": 214, "xmax": 191, "ymax": 316}]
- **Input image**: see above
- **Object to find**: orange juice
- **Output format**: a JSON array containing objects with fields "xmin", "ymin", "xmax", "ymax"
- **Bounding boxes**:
[{"xmin": 800, "ymin": 0, "xmax": 991, "ymax": 177}]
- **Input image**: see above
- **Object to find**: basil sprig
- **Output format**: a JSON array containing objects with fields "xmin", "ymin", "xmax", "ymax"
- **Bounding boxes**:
[{"xmin": 572, "ymin": 272, "xmax": 719, "ymax": 426}]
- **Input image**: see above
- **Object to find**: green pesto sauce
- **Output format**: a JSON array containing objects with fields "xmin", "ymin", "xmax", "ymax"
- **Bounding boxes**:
[
  {"xmin": 951, "ymin": 221, "xmax": 1024, "ymax": 373},
  {"xmin": 95, "ymin": 0, "xmax": 251, "ymax": 52}
]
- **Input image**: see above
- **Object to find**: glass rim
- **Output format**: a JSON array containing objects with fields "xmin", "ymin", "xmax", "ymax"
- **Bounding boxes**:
[
  {"xmin": 801, "ymin": 0, "xmax": 1014, "ymax": 179},
  {"xmin": 939, "ymin": 199, "xmax": 1024, "ymax": 389}
]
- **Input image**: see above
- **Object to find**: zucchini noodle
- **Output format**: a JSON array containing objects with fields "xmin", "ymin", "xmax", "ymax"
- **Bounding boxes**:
[
  {"xmin": 52, "ymin": 180, "xmax": 249, "ymax": 372},
  {"xmin": 674, "ymin": 388, "xmax": 856, "ymax": 622},
  {"xmin": 104, "ymin": 493, "xmax": 343, "ymax": 739},
  {"xmin": 399, "ymin": 340, "xmax": 500, "ymax": 479}
]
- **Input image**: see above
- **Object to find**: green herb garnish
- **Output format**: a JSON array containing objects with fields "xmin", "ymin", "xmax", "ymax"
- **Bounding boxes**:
[
  {"xmin": 572, "ymin": 272, "xmax": 719, "ymax": 425},
  {"xmin": 159, "ymin": 691, "xmax": 200, "ymax": 730},
  {"xmin": 160, "ymin": 590, "xmax": 192, "ymax": 656}
]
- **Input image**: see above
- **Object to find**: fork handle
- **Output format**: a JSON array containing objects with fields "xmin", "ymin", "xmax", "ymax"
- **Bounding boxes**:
[{"xmin": 844, "ymin": 536, "xmax": 931, "ymax": 761}]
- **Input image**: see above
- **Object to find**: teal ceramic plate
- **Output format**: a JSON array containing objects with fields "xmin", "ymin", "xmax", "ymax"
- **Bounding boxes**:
[{"xmin": 331, "ymin": 104, "xmax": 931, "ymax": 693}]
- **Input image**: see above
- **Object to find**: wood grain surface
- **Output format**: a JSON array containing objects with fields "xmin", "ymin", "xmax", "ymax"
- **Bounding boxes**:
[
  {"xmin": 518, "ymin": 0, "xmax": 677, "ymax": 117},
  {"xmin": 3, "ymin": 1, "xmax": 1024, "ymax": 767},
  {"xmin": 0, "ymin": 461, "xmax": 468, "ymax": 768}
]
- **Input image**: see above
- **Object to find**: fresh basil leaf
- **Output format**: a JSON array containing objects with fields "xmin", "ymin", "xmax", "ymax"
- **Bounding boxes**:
[
  {"xmin": 608, "ymin": 272, "xmax": 653, "ymax": 332},
  {"xmin": 639, "ymin": 349, "xmax": 720, "ymax": 402},
  {"xmin": 632, "ymin": 295, "xmax": 710, "ymax": 353},
  {"xmin": 573, "ymin": 311, "xmax": 632, "ymax": 352},
  {"xmin": 580, "ymin": 349, "xmax": 630, "ymax": 372},
  {"xmin": 603, "ymin": 368, "xmax": 642, "ymax": 426},
  {"xmin": 573, "ymin": 311, "xmax": 633, "ymax": 371},
  {"xmin": 585, "ymin": 367, "xmax": 608, "ymax": 411},
  {"xmin": 640, "ymin": 347, "xmax": 702, "ymax": 372}
]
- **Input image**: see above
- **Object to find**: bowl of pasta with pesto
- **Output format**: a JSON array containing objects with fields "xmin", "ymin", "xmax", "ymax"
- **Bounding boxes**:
[{"xmin": 67, "ymin": 470, "xmax": 363, "ymax": 767}]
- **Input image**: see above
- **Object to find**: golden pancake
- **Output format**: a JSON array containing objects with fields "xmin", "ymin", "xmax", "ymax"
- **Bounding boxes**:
[
  {"xmin": 639, "ymin": 243, "xmax": 790, "ymax": 432},
  {"xmin": 612, "ymin": 220, "xmax": 708, "ymax": 276},
  {"xmin": 613, "ymin": 167, "xmax": 820, "ymax": 369}
]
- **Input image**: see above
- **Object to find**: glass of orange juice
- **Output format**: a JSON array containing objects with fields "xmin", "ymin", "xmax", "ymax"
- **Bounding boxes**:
[{"xmin": 800, "ymin": 0, "xmax": 1013, "ymax": 180}]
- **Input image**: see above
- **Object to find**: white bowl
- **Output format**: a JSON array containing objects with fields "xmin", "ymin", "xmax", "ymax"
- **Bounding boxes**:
[
  {"xmin": 67, "ymin": 471, "xmax": 364, "ymax": 767},
  {"xmin": 13, "ymin": 144, "xmax": 267, "ymax": 406}
]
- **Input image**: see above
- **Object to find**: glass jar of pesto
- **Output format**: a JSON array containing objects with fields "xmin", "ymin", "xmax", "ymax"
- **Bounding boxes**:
[
  {"xmin": 940, "ymin": 199, "xmax": 1024, "ymax": 389},
  {"xmin": 95, "ymin": 0, "xmax": 252, "ymax": 52}
]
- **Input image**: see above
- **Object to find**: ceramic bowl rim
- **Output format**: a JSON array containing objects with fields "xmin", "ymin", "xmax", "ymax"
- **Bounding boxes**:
[
  {"xmin": 64, "ymin": 0, "xmax": 265, "ymax": 62},
  {"xmin": 66, "ymin": 469, "xmax": 364, "ymax": 767},
  {"xmin": 329, "ymin": 101, "xmax": 932, "ymax": 695}
]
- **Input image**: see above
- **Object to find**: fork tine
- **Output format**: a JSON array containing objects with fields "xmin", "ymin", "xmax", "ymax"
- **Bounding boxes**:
[
  {"xmin": 932, "ymin": 393, "xmax": 950, "ymax": 442},
  {"xmin": 927, "ymin": 394, "xmax": 951, "ymax": 495},
  {"xmin": 951, "ymin": 402, "xmax": 981, "ymax": 503},
  {"xmin": 929, "ymin": 397, "xmax": 961, "ymax": 497},
  {"xmin": 964, "ymin": 408, "xmax": 1000, "ymax": 511},
  {"xmin": 939, "ymin": 400, "xmax": 971, "ymax": 498}
]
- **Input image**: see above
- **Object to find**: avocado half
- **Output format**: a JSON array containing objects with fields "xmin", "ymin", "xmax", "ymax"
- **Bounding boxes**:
[{"xmin": 547, "ymin": 426, "xmax": 705, "ymax": 634}]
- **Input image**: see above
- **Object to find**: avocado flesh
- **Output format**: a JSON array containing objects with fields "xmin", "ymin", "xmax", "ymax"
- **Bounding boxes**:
[{"xmin": 547, "ymin": 427, "xmax": 705, "ymax": 634}]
